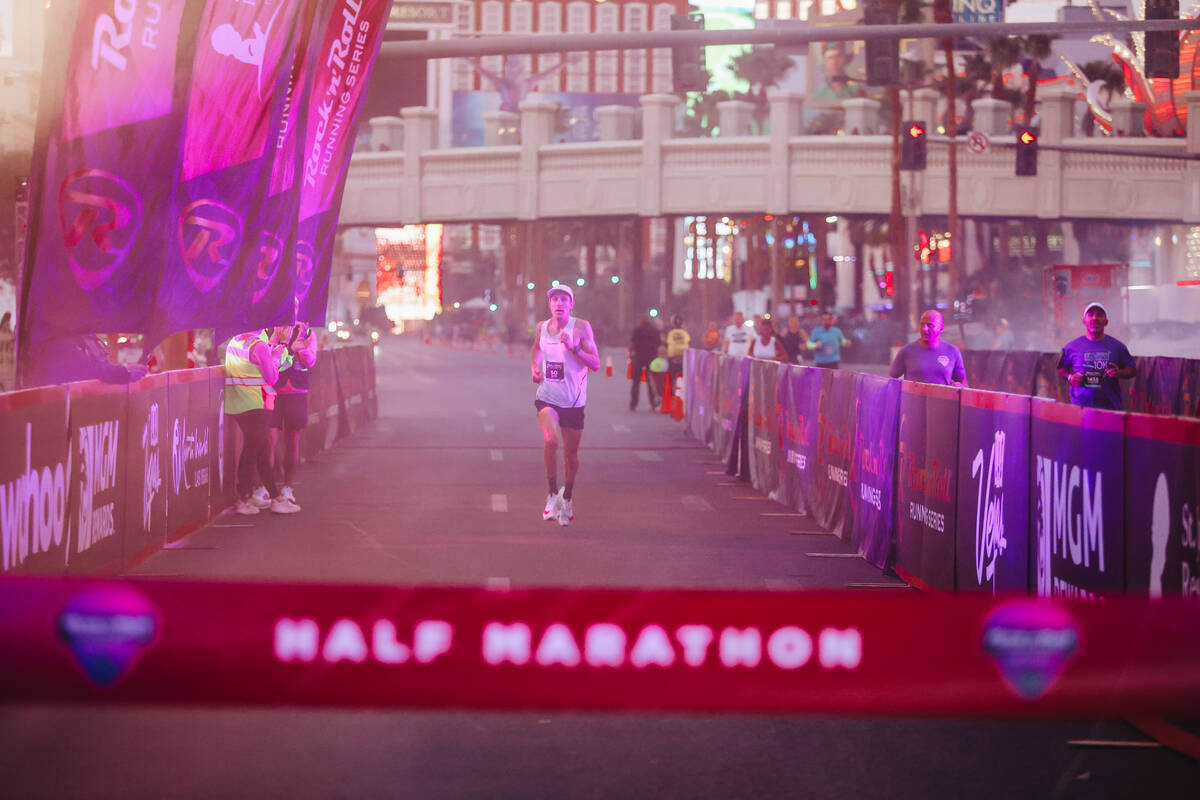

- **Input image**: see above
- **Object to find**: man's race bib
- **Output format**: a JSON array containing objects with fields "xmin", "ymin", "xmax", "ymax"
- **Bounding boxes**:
[
  {"xmin": 545, "ymin": 361, "xmax": 564, "ymax": 381},
  {"xmin": 1083, "ymin": 370, "xmax": 1103, "ymax": 388}
]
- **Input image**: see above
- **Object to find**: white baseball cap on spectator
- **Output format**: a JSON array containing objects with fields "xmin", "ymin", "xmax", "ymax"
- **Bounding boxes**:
[{"xmin": 1083, "ymin": 301, "xmax": 1108, "ymax": 316}]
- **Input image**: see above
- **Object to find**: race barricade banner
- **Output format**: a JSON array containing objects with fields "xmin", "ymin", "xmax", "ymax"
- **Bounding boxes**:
[
  {"xmin": 684, "ymin": 349, "xmax": 717, "ymax": 448},
  {"xmin": 1180, "ymin": 359, "xmax": 1200, "ymax": 418},
  {"xmin": 711, "ymin": 356, "xmax": 750, "ymax": 467},
  {"xmin": 896, "ymin": 382, "xmax": 960, "ymax": 592},
  {"xmin": 850, "ymin": 375, "xmax": 899, "ymax": 569},
  {"xmin": 1033, "ymin": 352, "xmax": 1070, "ymax": 404},
  {"xmin": 122, "ymin": 374, "xmax": 169, "ymax": 569},
  {"xmin": 302, "ymin": 358, "xmax": 334, "ymax": 458},
  {"xmin": 1123, "ymin": 414, "xmax": 1200, "ymax": 597},
  {"xmin": 1127, "ymin": 357, "xmax": 1185, "ymax": 417},
  {"xmin": 747, "ymin": 359, "xmax": 782, "ymax": 496},
  {"xmin": 813, "ymin": 369, "xmax": 857, "ymax": 539},
  {"xmin": 4, "ymin": 576, "xmax": 1200, "ymax": 718},
  {"xmin": 208, "ymin": 366, "xmax": 236, "ymax": 514},
  {"xmin": 1031, "ymin": 399, "xmax": 1125, "ymax": 599},
  {"xmin": 362, "ymin": 346, "xmax": 378, "ymax": 420},
  {"xmin": 955, "ymin": 390, "xmax": 1032, "ymax": 595},
  {"xmin": 773, "ymin": 364, "xmax": 822, "ymax": 514},
  {"xmin": 64, "ymin": 380, "xmax": 128, "ymax": 575},
  {"xmin": 0, "ymin": 387, "xmax": 70, "ymax": 574},
  {"xmin": 330, "ymin": 347, "xmax": 352, "ymax": 439},
  {"xmin": 165, "ymin": 370, "xmax": 217, "ymax": 542}
]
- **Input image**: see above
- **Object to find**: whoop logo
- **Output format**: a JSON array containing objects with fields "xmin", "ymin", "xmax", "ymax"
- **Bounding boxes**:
[
  {"xmin": 251, "ymin": 232, "xmax": 284, "ymax": 303},
  {"xmin": 179, "ymin": 200, "xmax": 243, "ymax": 292},
  {"xmin": 293, "ymin": 240, "xmax": 315, "ymax": 301},
  {"xmin": 59, "ymin": 169, "xmax": 143, "ymax": 290},
  {"xmin": 57, "ymin": 586, "xmax": 158, "ymax": 688},
  {"xmin": 982, "ymin": 602, "xmax": 1079, "ymax": 700}
]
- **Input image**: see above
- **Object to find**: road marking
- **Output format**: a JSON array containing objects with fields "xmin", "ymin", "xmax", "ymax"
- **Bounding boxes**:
[
  {"xmin": 636, "ymin": 451, "xmax": 663, "ymax": 462},
  {"xmin": 490, "ymin": 449, "xmax": 503, "ymax": 461},
  {"xmin": 486, "ymin": 577, "xmax": 511, "ymax": 590},
  {"xmin": 612, "ymin": 423, "xmax": 631, "ymax": 433},
  {"xmin": 491, "ymin": 494, "xmax": 508, "ymax": 512},
  {"xmin": 807, "ymin": 552, "xmax": 861, "ymax": 558},
  {"xmin": 681, "ymin": 494, "xmax": 714, "ymax": 513}
]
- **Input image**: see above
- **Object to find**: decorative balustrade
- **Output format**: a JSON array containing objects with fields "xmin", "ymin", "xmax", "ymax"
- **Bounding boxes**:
[{"xmin": 340, "ymin": 88, "xmax": 1200, "ymax": 226}]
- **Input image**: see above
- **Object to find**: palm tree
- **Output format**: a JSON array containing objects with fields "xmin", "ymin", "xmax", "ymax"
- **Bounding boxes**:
[
  {"xmin": 1079, "ymin": 59, "xmax": 1126, "ymax": 136},
  {"xmin": 729, "ymin": 46, "xmax": 796, "ymax": 134},
  {"xmin": 1020, "ymin": 34, "xmax": 1059, "ymax": 125},
  {"xmin": 986, "ymin": 36, "xmax": 1022, "ymax": 99}
]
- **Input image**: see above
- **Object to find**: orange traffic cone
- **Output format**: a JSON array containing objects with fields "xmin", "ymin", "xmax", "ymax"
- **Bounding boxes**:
[
  {"xmin": 660, "ymin": 371, "xmax": 674, "ymax": 414},
  {"xmin": 672, "ymin": 376, "xmax": 685, "ymax": 420},
  {"xmin": 605, "ymin": 355, "xmax": 613, "ymax": 377}
]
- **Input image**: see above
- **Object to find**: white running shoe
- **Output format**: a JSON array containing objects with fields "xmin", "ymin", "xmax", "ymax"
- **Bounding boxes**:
[
  {"xmin": 250, "ymin": 487, "xmax": 271, "ymax": 509},
  {"xmin": 233, "ymin": 499, "xmax": 260, "ymax": 515},
  {"xmin": 542, "ymin": 488, "xmax": 563, "ymax": 521},
  {"xmin": 280, "ymin": 485, "xmax": 296, "ymax": 502},
  {"xmin": 558, "ymin": 498, "xmax": 574, "ymax": 526},
  {"xmin": 270, "ymin": 497, "xmax": 301, "ymax": 514}
]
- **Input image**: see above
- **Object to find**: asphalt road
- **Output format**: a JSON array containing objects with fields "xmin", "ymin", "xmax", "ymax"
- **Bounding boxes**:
[{"xmin": 2, "ymin": 336, "xmax": 1196, "ymax": 798}]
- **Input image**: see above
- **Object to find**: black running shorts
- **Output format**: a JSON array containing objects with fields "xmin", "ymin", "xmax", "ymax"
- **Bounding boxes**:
[
  {"xmin": 271, "ymin": 393, "xmax": 309, "ymax": 432},
  {"xmin": 534, "ymin": 399, "xmax": 585, "ymax": 430}
]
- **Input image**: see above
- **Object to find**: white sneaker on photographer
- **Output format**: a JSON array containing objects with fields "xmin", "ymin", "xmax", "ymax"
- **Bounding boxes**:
[
  {"xmin": 233, "ymin": 499, "xmax": 260, "ymax": 515},
  {"xmin": 251, "ymin": 486, "xmax": 271, "ymax": 508},
  {"xmin": 270, "ymin": 497, "xmax": 301, "ymax": 514}
]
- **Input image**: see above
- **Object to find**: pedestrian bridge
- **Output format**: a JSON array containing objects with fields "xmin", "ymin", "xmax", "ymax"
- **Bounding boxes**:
[{"xmin": 341, "ymin": 87, "xmax": 1200, "ymax": 227}]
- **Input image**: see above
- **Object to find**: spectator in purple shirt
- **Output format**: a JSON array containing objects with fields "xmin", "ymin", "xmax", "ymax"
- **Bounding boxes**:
[{"xmin": 888, "ymin": 309, "xmax": 968, "ymax": 387}]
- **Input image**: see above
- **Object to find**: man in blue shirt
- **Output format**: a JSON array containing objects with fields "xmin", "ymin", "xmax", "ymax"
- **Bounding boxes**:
[
  {"xmin": 1056, "ymin": 301, "xmax": 1135, "ymax": 410},
  {"xmin": 806, "ymin": 312, "xmax": 849, "ymax": 368},
  {"xmin": 888, "ymin": 309, "xmax": 968, "ymax": 387}
]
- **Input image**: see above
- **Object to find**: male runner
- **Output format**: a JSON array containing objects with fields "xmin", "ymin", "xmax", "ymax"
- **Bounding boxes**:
[{"xmin": 531, "ymin": 285, "xmax": 600, "ymax": 526}]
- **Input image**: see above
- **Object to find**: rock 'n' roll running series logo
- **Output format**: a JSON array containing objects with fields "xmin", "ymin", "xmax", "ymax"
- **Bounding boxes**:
[
  {"xmin": 56, "ymin": 585, "xmax": 159, "ymax": 688},
  {"xmin": 293, "ymin": 240, "xmax": 315, "ymax": 301},
  {"xmin": 251, "ymin": 231, "xmax": 284, "ymax": 303},
  {"xmin": 982, "ymin": 602, "xmax": 1079, "ymax": 700},
  {"xmin": 58, "ymin": 169, "xmax": 143, "ymax": 291},
  {"xmin": 178, "ymin": 199, "xmax": 243, "ymax": 292}
]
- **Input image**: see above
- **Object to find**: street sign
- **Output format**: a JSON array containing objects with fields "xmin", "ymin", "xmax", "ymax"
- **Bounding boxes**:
[{"xmin": 966, "ymin": 131, "xmax": 990, "ymax": 154}]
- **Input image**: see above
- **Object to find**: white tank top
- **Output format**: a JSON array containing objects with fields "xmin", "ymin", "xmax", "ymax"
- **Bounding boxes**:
[{"xmin": 536, "ymin": 317, "xmax": 588, "ymax": 408}]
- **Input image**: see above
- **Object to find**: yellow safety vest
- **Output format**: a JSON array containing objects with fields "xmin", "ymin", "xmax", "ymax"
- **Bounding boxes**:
[{"xmin": 224, "ymin": 331, "xmax": 270, "ymax": 415}]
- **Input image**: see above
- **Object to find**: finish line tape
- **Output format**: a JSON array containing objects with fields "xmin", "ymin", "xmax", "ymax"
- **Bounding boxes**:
[{"xmin": 2, "ymin": 576, "xmax": 1198, "ymax": 717}]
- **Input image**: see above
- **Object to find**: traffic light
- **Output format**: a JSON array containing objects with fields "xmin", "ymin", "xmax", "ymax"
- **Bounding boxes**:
[
  {"xmin": 1145, "ymin": 0, "xmax": 1180, "ymax": 79},
  {"xmin": 1015, "ymin": 127, "xmax": 1038, "ymax": 176},
  {"xmin": 670, "ymin": 13, "xmax": 708, "ymax": 93},
  {"xmin": 900, "ymin": 121, "xmax": 926, "ymax": 170},
  {"xmin": 862, "ymin": 2, "xmax": 899, "ymax": 85}
]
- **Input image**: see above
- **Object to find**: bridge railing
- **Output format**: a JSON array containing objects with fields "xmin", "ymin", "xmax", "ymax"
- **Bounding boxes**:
[{"xmin": 342, "ymin": 87, "xmax": 1200, "ymax": 225}]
